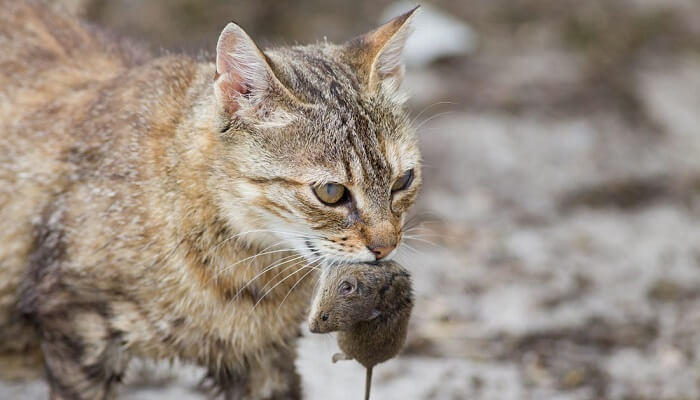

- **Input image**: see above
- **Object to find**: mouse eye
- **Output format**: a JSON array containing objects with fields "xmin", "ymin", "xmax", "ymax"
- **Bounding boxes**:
[{"xmin": 339, "ymin": 281, "xmax": 354, "ymax": 294}]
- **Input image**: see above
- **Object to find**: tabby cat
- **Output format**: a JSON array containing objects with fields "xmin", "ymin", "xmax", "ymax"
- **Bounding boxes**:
[{"xmin": 0, "ymin": 1, "xmax": 421, "ymax": 398}]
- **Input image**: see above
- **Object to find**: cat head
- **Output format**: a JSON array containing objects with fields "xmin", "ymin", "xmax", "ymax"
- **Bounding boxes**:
[{"xmin": 211, "ymin": 8, "xmax": 421, "ymax": 265}]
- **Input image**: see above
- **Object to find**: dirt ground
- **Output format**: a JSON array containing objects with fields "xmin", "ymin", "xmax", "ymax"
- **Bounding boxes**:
[{"xmin": 5, "ymin": 0, "xmax": 700, "ymax": 399}]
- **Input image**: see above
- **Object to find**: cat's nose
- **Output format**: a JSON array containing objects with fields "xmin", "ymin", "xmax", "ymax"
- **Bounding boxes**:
[{"xmin": 368, "ymin": 245, "xmax": 395, "ymax": 260}]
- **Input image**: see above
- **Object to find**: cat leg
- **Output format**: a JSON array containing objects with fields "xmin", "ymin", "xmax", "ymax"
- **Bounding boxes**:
[
  {"xmin": 247, "ymin": 342, "xmax": 302, "ymax": 400},
  {"xmin": 203, "ymin": 365, "xmax": 248, "ymax": 400},
  {"xmin": 210, "ymin": 341, "xmax": 302, "ymax": 400},
  {"xmin": 35, "ymin": 308, "xmax": 127, "ymax": 400},
  {"xmin": 332, "ymin": 352, "xmax": 353, "ymax": 363}
]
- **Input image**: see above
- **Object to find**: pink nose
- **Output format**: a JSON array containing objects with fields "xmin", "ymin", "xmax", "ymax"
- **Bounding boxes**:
[{"xmin": 368, "ymin": 245, "xmax": 395, "ymax": 260}]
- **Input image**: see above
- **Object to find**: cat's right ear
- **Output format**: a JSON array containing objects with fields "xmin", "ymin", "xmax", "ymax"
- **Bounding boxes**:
[
  {"xmin": 343, "ymin": 7, "xmax": 418, "ymax": 97},
  {"xmin": 214, "ymin": 22, "xmax": 289, "ymax": 116}
]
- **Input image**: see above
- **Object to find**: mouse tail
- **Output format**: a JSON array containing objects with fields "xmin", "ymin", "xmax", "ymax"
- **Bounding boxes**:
[{"xmin": 365, "ymin": 366, "xmax": 373, "ymax": 400}]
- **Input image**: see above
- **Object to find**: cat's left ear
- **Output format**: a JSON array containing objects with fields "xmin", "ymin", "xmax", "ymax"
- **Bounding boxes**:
[
  {"xmin": 215, "ymin": 22, "xmax": 295, "ymax": 117},
  {"xmin": 344, "ymin": 6, "xmax": 418, "ymax": 95}
]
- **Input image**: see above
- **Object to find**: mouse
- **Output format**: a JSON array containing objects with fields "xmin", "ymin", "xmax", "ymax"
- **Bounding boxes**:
[{"xmin": 308, "ymin": 261, "xmax": 413, "ymax": 400}]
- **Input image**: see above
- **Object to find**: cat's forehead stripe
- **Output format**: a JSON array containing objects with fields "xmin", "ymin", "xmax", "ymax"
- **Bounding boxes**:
[
  {"xmin": 288, "ymin": 52, "xmax": 393, "ymax": 184},
  {"xmin": 268, "ymin": 45, "xmax": 413, "ymax": 207}
]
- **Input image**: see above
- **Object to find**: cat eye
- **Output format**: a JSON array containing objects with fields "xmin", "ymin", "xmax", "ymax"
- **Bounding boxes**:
[
  {"xmin": 313, "ymin": 183, "xmax": 347, "ymax": 205},
  {"xmin": 339, "ymin": 281, "xmax": 355, "ymax": 295},
  {"xmin": 391, "ymin": 169, "xmax": 414, "ymax": 192}
]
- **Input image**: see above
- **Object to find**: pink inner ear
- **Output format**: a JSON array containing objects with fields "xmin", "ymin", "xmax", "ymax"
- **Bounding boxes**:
[
  {"xmin": 215, "ymin": 26, "xmax": 253, "ymax": 113},
  {"xmin": 216, "ymin": 74, "xmax": 245, "ymax": 114},
  {"xmin": 216, "ymin": 32, "xmax": 238, "ymax": 77},
  {"xmin": 215, "ymin": 22, "xmax": 276, "ymax": 116},
  {"xmin": 218, "ymin": 70, "xmax": 249, "ymax": 95}
]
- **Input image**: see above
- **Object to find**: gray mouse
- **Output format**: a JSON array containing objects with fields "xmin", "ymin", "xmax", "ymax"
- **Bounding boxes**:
[{"xmin": 308, "ymin": 261, "xmax": 413, "ymax": 400}]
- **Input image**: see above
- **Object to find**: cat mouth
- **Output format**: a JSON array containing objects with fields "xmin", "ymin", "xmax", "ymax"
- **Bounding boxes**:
[{"xmin": 303, "ymin": 239, "xmax": 368, "ymax": 266}]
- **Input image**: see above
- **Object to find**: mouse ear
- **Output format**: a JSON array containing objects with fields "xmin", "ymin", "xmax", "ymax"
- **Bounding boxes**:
[
  {"xmin": 368, "ymin": 309, "xmax": 381, "ymax": 320},
  {"xmin": 339, "ymin": 277, "xmax": 358, "ymax": 294}
]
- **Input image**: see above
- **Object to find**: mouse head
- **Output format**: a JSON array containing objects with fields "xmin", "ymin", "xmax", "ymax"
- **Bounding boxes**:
[{"xmin": 308, "ymin": 264, "xmax": 384, "ymax": 333}]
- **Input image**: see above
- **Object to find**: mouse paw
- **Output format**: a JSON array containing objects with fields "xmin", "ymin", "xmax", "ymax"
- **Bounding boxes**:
[{"xmin": 332, "ymin": 352, "xmax": 352, "ymax": 363}]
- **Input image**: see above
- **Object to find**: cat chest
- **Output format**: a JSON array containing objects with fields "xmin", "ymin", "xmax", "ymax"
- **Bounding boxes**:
[{"xmin": 113, "ymin": 271, "xmax": 314, "ymax": 364}]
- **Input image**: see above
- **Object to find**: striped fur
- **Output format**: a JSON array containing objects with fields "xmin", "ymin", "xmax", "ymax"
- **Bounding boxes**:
[{"xmin": 0, "ymin": 1, "xmax": 420, "ymax": 398}]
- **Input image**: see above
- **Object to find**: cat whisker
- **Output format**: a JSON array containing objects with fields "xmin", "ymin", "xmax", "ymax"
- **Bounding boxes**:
[
  {"xmin": 207, "ymin": 236, "xmax": 285, "ymax": 270},
  {"xmin": 400, "ymin": 242, "xmax": 421, "ymax": 255},
  {"xmin": 404, "ymin": 220, "xmax": 439, "ymax": 226},
  {"xmin": 403, "ymin": 231, "xmax": 439, "ymax": 237},
  {"xmin": 402, "ymin": 213, "xmax": 442, "ymax": 229},
  {"xmin": 403, "ymin": 234, "xmax": 438, "ymax": 242},
  {"xmin": 403, "ymin": 232, "xmax": 443, "ymax": 240},
  {"xmin": 403, "ymin": 236, "xmax": 446, "ymax": 250},
  {"xmin": 403, "ymin": 219, "xmax": 442, "ymax": 228},
  {"xmin": 209, "ymin": 246, "xmax": 298, "ymax": 281},
  {"xmin": 227, "ymin": 254, "xmax": 308, "ymax": 303},
  {"xmin": 410, "ymin": 101, "xmax": 457, "ymax": 127},
  {"xmin": 220, "ymin": 226, "xmax": 318, "ymax": 243},
  {"xmin": 310, "ymin": 267, "xmax": 323, "ymax": 296},
  {"xmin": 228, "ymin": 239, "xmax": 306, "ymax": 281},
  {"xmin": 275, "ymin": 262, "xmax": 321, "ymax": 313},
  {"xmin": 257, "ymin": 257, "xmax": 312, "ymax": 293},
  {"xmin": 402, "ymin": 221, "xmax": 429, "ymax": 234},
  {"xmin": 251, "ymin": 261, "xmax": 321, "ymax": 311},
  {"xmin": 206, "ymin": 229, "xmax": 325, "ymax": 280},
  {"xmin": 211, "ymin": 229, "xmax": 315, "ymax": 251},
  {"xmin": 414, "ymin": 110, "xmax": 457, "ymax": 132}
]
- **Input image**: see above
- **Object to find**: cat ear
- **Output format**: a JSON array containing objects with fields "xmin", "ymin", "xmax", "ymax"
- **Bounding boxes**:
[
  {"xmin": 215, "ymin": 22, "xmax": 286, "ymax": 115},
  {"xmin": 344, "ymin": 6, "xmax": 418, "ymax": 94}
]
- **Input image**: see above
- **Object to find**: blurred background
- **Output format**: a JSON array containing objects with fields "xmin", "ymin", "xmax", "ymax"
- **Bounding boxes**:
[{"xmin": 7, "ymin": 0, "xmax": 700, "ymax": 399}]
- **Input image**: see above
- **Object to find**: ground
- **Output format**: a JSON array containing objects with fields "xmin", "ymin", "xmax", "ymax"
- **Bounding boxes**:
[{"xmin": 4, "ymin": 0, "xmax": 700, "ymax": 399}]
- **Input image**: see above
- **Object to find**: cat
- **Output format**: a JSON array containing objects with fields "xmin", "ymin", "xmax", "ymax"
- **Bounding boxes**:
[{"xmin": 0, "ymin": 1, "xmax": 422, "ymax": 398}]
